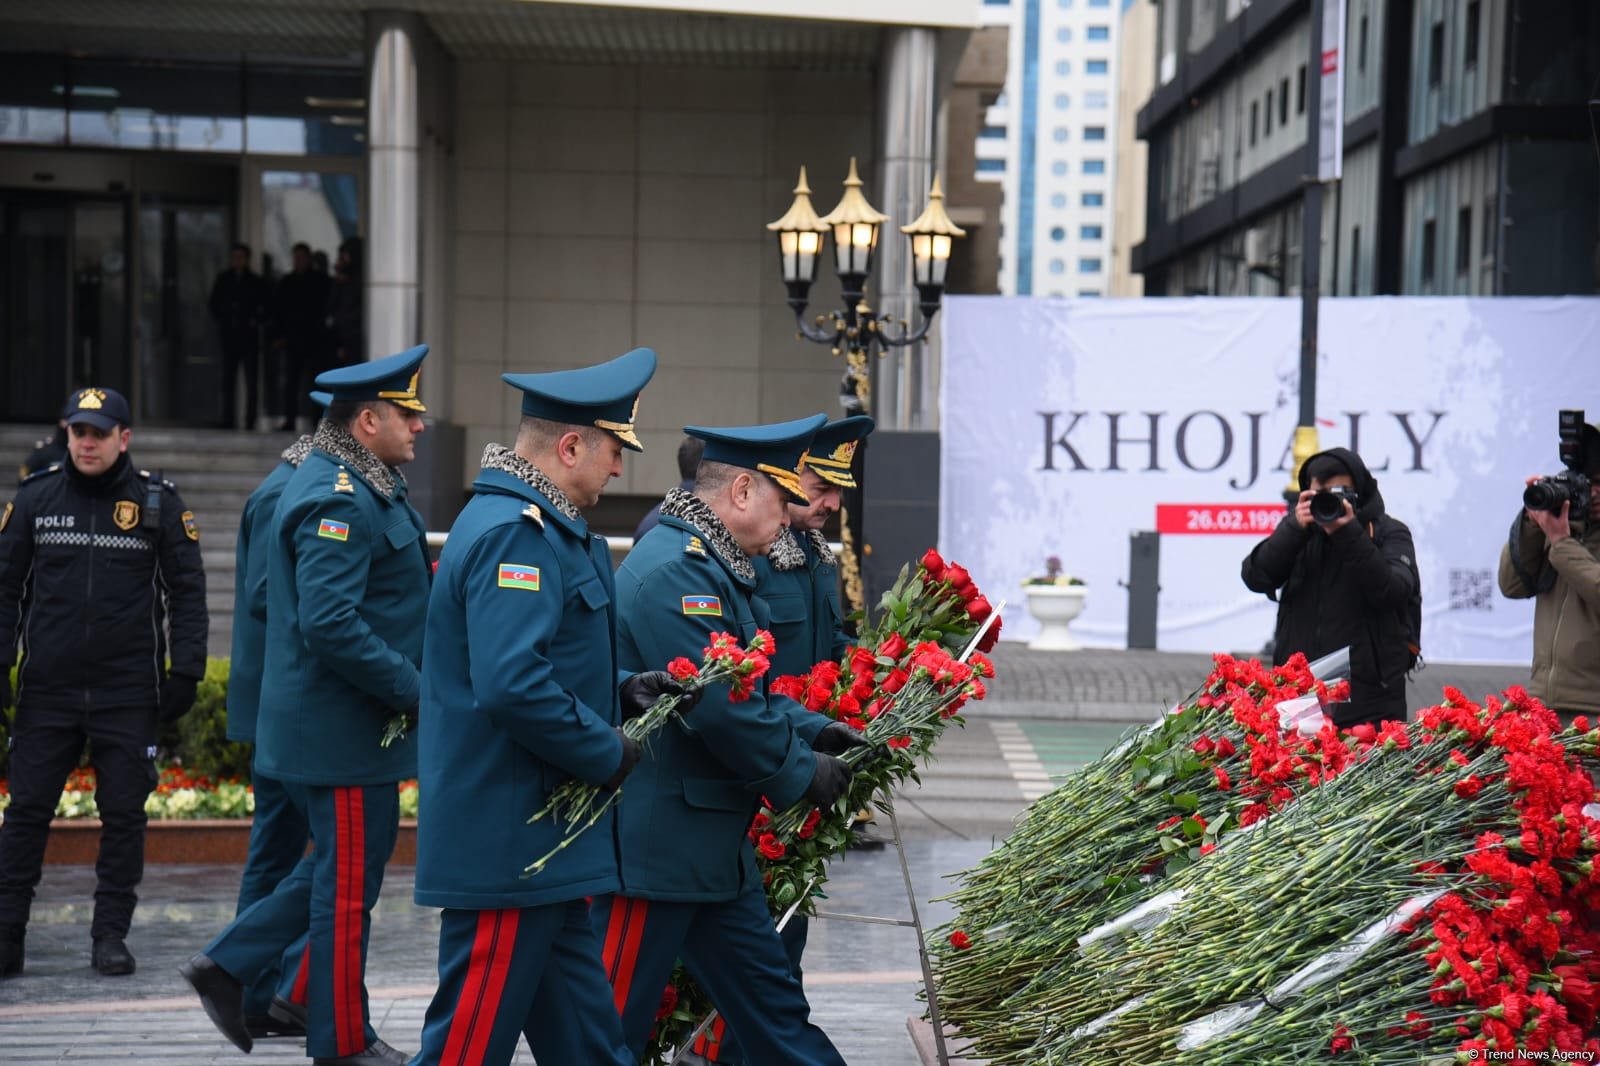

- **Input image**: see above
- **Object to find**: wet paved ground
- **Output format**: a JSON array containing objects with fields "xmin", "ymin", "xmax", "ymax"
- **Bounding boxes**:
[{"xmin": 0, "ymin": 645, "xmax": 1529, "ymax": 1063}]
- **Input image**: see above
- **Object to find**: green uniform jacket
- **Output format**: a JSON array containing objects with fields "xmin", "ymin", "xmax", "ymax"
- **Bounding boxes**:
[
  {"xmin": 752, "ymin": 531, "xmax": 849, "ymax": 679},
  {"xmin": 414, "ymin": 464, "xmax": 626, "ymax": 909},
  {"xmin": 225, "ymin": 459, "xmax": 296, "ymax": 743},
  {"xmin": 613, "ymin": 515, "xmax": 821, "ymax": 902},
  {"xmin": 254, "ymin": 447, "xmax": 429, "ymax": 785}
]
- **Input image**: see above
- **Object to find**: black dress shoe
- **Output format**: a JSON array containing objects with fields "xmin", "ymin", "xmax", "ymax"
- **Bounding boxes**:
[
  {"xmin": 0, "ymin": 923, "xmax": 23, "ymax": 977},
  {"xmin": 268, "ymin": 994, "xmax": 309, "ymax": 1029},
  {"xmin": 313, "ymin": 1037, "xmax": 410, "ymax": 1065},
  {"xmin": 179, "ymin": 952, "xmax": 253, "ymax": 1053},
  {"xmin": 91, "ymin": 937, "xmax": 136, "ymax": 976}
]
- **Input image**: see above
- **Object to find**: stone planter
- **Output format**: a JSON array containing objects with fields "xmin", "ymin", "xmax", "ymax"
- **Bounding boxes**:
[
  {"xmin": 42, "ymin": 819, "xmax": 419, "ymax": 865},
  {"xmin": 1022, "ymin": 583, "xmax": 1088, "ymax": 651}
]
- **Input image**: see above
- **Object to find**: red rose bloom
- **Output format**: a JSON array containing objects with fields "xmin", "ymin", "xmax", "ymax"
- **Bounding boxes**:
[
  {"xmin": 756, "ymin": 833, "xmax": 785, "ymax": 860},
  {"xmin": 656, "ymin": 983, "xmax": 679, "ymax": 1021},
  {"xmin": 966, "ymin": 595, "xmax": 993, "ymax": 623},
  {"xmin": 882, "ymin": 669, "xmax": 911, "ymax": 694},
  {"xmin": 877, "ymin": 632, "xmax": 910, "ymax": 660},
  {"xmin": 944, "ymin": 563, "xmax": 972, "ymax": 592},
  {"xmin": 977, "ymin": 615, "xmax": 1002, "ymax": 653},
  {"xmin": 798, "ymin": 808, "xmax": 822, "ymax": 840},
  {"xmin": 920, "ymin": 548, "xmax": 946, "ymax": 578}
]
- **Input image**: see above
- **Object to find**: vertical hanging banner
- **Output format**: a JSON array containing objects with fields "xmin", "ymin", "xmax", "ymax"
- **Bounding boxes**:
[
  {"xmin": 1318, "ymin": 0, "xmax": 1347, "ymax": 181},
  {"xmin": 937, "ymin": 296, "xmax": 1600, "ymax": 664}
]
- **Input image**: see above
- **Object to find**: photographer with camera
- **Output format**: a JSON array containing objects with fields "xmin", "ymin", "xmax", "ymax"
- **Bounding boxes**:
[
  {"xmin": 1497, "ymin": 413, "xmax": 1600, "ymax": 726},
  {"xmin": 1242, "ymin": 447, "xmax": 1421, "ymax": 729}
]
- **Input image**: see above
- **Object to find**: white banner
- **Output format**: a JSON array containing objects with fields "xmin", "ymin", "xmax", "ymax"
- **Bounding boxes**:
[{"xmin": 938, "ymin": 297, "xmax": 1600, "ymax": 664}]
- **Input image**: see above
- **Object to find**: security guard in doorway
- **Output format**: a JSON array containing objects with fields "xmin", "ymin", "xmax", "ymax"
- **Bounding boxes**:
[
  {"xmin": 411, "ymin": 347, "xmax": 682, "ymax": 1066},
  {"xmin": 182, "ymin": 347, "xmax": 430, "ymax": 1066},
  {"xmin": 0, "ymin": 386, "xmax": 208, "ymax": 978},
  {"xmin": 593, "ymin": 414, "xmax": 855, "ymax": 1066}
]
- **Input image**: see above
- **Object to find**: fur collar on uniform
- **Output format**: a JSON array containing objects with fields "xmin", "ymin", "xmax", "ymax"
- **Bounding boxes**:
[
  {"xmin": 661, "ymin": 487, "xmax": 753, "ymax": 582},
  {"xmin": 282, "ymin": 434, "xmax": 315, "ymax": 468},
  {"xmin": 480, "ymin": 443, "xmax": 581, "ymax": 523},
  {"xmin": 312, "ymin": 420, "xmax": 400, "ymax": 498},
  {"xmin": 768, "ymin": 528, "xmax": 838, "ymax": 572}
]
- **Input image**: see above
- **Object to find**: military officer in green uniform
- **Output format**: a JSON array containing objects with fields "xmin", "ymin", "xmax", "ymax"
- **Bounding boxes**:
[
  {"xmin": 593, "ymin": 415, "xmax": 859, "ymax": 1066},
  {"xmin": 680, "ymin": 415, "xmax": 877, "ymax": 1065},
  {"xmin": 411, "ymin": 347, "xmax": 691, "ymax": 1066},
  {"xmin": 182, "ymin": 346, "xmax": 430, "ymax": 1066}
]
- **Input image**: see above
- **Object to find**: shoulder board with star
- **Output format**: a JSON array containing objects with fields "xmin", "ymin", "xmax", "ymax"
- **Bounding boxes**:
[
  {"xmin": 683, "ymin": 534, "xmax": 709, "ymax": 558},
  {"xmin": 521, "ymin": 503, "xmax": 545, "ymax": 528},
  {"xmin": 331, "ymin": 467, "xmax": 357, "ymax": 494},
  {"xmin": 20, "ymin": 463, "xmax": 63, "ymax": 485}
]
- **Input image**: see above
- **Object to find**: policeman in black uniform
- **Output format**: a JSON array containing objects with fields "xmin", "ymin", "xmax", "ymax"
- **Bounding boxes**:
[
  {"xmin": 0, "ymin": 387, "xmax": 209, "ymax": 977},
  {"xmin": 17, "ymin": 395, "xmax": 71, "ymax": 484}
]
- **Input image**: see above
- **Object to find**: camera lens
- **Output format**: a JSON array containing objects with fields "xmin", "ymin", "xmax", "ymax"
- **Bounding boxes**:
[
  {"xmin": 1523, "ymin": 479, "xmax": 1567, "ymax": 513},
  {"xmin": 1309, "ymin": 490, "xmax": 1346, "ymax": 524}
]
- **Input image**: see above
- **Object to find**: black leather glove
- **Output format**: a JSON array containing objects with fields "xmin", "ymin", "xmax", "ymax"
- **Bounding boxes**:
[
  {"xmin": 812, "ymin": 721, "xmax": 871, "ymax": 757},
  {"xmin": 0, "ymin": 665, "xmax": 11, "ymax": 712},
  {"xmin": 803, "ymin": 752, "xmax": 854, "ymax": 808},
  {"xmin": 159, "ymin": 673, "xmax": 200, "ymax": 724},
  {"xmin": 602, "ymin": 729, "xmax": 641, "ymax": 791},
  {"xmin": 619, "ymin": 671, "xmax": 703, "ymax": 721}
]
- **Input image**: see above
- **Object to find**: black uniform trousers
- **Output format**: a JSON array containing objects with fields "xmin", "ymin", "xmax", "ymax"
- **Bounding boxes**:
[
  {"xmin": 0, "ymin": 702, "xmax": 158, "ymax": 939},
  {"xmin": 220, "ymin": 327, "xmax": 260, "ymax": 429}
]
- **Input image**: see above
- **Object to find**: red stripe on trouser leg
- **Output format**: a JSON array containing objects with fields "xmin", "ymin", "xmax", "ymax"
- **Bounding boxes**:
[
  {"xmin": 333, "ymin": 788, "xmax": 367, "ymax": 1057},
  {"xmin": 291, "ymin": 940, "xmax": 311, "ymax": 1005},
  {"xmin": 439, "ymin": 910, "xmax": 520, "ymax": 1066},
  {"xmin": 609, "ymin": 898, "xmax": 649, "ymax": 1016}
]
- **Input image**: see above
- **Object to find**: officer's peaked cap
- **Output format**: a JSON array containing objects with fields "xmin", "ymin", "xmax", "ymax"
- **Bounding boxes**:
[
  {"xmin": 685, "ymin": 413, "xmax": 828, "ymax": 502},
  {"xmin": 64, "ymin": 387, "xmax": 131, "ymax": 431},
  {"xmin": 315, "ymin": 344, "xmax": 428, "ymax": 412},
  {"xmin": 801, "ymin": 415, "xmax": 875, "ymax": 490},
  {"xmin": 502, "ymin": 347, "xmax": 658, "ymax": 452}
]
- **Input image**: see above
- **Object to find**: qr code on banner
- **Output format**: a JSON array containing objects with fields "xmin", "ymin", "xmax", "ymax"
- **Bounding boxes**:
[{"xmin": 1449, "ymin": 568, "xmax": 1495, "ymax": 611}]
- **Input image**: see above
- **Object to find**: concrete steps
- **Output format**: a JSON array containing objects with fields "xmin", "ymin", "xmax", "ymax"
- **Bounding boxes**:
[{"xmin": 0, "ymin": 423, "xmax": 295, "ymax": 658}]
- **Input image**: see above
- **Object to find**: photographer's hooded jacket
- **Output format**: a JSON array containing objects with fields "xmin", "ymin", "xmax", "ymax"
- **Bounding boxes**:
[
  {"xmin": 1497, "ymin": 512, "xmax": 1600, "ymax": 716},
  {"xmin": 1241, "ymin": 447, "xmax": 1418, "ymax": 727}
]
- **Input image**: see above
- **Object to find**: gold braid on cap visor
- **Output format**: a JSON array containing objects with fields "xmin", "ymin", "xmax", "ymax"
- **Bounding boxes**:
[
  {"xmin": 802, "ymin": 440, "xmax": 859, "ymax": 489},
  {"xmin": 594, "ymin": 397, "xmax": 643, "ymax": 449},
  {"xmin": 756, "ymin": 462, "xmax": 809, "ymax": 502},
  {"xmin": 376, "ymin": 370, "xmax": 428, "ymax": 412}
]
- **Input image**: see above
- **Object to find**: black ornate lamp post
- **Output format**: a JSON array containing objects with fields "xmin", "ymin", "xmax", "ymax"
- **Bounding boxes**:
[{"xmin": 766, "ymin": 159, "xmax": 965, "ymax": 611}]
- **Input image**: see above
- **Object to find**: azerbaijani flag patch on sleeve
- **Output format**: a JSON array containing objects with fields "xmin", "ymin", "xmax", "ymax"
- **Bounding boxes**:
[
  {"xmin": 498, "ymin": 563, "xmax": 541, "ymax": 591},
  {"xmin": 317, "ymin": 518, "xmax": 350, "ymax": 542},
  {"xmin": 681, "ymin": 595, "xmax": 722, "ymax": 616}
]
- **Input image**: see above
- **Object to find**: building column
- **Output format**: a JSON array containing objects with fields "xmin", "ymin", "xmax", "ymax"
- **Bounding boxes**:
[
  {"xmin": 875, "ymin": 26, "xmax": 938, "ymax": 431},
  {"xmin": 365, "ymin": 11, "xmax": 422, "ymax": 361}
]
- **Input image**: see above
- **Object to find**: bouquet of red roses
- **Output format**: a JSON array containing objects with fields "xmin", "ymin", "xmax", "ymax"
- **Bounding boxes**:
[{"xmin": 520, "ymin": 630, "xmax": 773, "ymax": 878}]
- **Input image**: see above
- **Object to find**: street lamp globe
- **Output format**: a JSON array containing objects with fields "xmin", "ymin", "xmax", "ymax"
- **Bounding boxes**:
[
  {"xmin": 765, "ymin": 166, "xmax": 830, "ymax": 302},
  {"xmin": 820, "ymin": 157, "xmax": 888, "ymax": 284},
  {"xmin": 901, "ymin": 174, "xmax": 967, "ymax": 294}
]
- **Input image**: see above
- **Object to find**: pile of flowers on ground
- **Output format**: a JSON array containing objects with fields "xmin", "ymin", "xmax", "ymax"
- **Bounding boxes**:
[
  {"xmin": 0, "ymin": 769, "xmax": 422, "ymax": 821},
  {"xmin": 933, "ymin": 675, "xmax": 1600, "ymax": 1065},
  {"xmin": 644, "ymin": 548, "xmax": 1000, "ymax": 1063}
]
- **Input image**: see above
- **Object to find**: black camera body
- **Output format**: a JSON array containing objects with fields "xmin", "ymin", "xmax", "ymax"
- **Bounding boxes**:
[
  {"xmin": 1523, "ymin": 409, "xmax": 1593, "ymax": 517},
  {"xmin": 1309, "ymin": 485, "xmax": 1357, "ymax": 524}
]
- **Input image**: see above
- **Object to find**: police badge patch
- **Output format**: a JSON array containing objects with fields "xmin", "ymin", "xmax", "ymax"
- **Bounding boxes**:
[
  {"xmin": 181, "ymin": 510, "xmax": 200, "ymax": 541},
  {"xmin": 113, "ymin": 500, "xmax": 140, "ymax": 531}
]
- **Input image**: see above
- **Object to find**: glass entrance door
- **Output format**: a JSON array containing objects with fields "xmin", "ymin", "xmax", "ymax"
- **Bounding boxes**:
[
  {"xmin": 0, "ymin": 194, "xmax": 127, "ymax": 422},
  {"xmin": 137, "ymin": 203, "xmax": 229, "ymax": 424}
]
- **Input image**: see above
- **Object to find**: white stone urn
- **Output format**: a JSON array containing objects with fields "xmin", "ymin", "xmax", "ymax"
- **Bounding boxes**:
[{"xmin": 1023, "ymin": 582, "xmax": 1088, "ymax": 651}]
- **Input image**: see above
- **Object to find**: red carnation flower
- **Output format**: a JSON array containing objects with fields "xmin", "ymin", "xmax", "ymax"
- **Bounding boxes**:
[
  {"xmin": 1329, "ymin": 1025, "xmax": 1352, "ymax": 1055},
  {"xmin": 948, "ymin": 930, "xmax": 971, "ymax": 950},
  {"xmin": 667, "ymin": 657, "xmax": 700, "ymax": 681},
  {"xmin": 887, "ymin": 735, "xmax": 913, "ymax": 749}
]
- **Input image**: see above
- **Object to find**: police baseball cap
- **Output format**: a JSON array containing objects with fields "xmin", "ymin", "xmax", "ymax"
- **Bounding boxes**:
[{"xmin": 63, "ymin": 388, "xmax": 131, "ymax": 431}]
